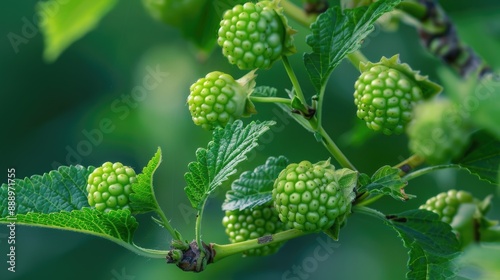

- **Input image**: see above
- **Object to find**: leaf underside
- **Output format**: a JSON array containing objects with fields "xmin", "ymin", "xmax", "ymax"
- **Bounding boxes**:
[
  {"xmin": 455, "ymin": 130, "xmax": 500, "ymax": 185},
  {"xmin": 222, "ymin": 155, "xmax": 289, "ymax": 211}
]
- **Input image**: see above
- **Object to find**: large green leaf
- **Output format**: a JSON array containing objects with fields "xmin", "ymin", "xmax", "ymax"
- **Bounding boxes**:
[
  {"xmin": 0, "ymin": 165, "xmax": 139, "ymax": 248},
  {"xmin": 184, "ymin": 120, "xmax": 275, "ymax": 210},
  {"xmin": 454, "ymin": 130, "xmax": 500, "ymax": 185},
  {"xmin": 303, "ymin": 0, "xmax": 401, "ymax": 92},
  {"xmin": 385, "ymin": 209, "xmax": 461, "ymax": 280},
  {"xmin": 0, "ymin": 209, "xmax": 138, "ymax": 245},
  {"xmin": 0, "ymin": 165, "xmax": 93, "ymax": 216},
  {"xmin": 222, "ymin": 155, "xmax": 289, "ymax": 211},
  {"xmin": 37, "ymin": 0, "xmax": 118, "ymax": 62}
]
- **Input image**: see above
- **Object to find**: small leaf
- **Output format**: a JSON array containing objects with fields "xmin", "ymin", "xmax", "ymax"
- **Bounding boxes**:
[
  {"xmin": 385, "ymin": 209, "xmax": 461, "ymax": 280},
  {"xmin": 0, "ymin": 165, "xmax": 93, "ymax": 217},
  {"xmin": 129, "ymin": 147, "xmax": 163, "ymax": 213},
  {"xmin": 184, "ymin": 120, "xmax": 275, "ymax": 210},
  {"xmin": 222, "ymin": 156, "xmax": 289, "ymax": 211},
  {"xmin": 38, "ymin": 0, "xmax": 118, "ymax": 62},
  {"xmin": 359, "ymin": 165, "xmax": 411, "ymax": 201},
  {"xmin": 251, "ymin": 86, "xmax": 278, "ymax": 98},
  {"xmin": 454, "ymin": 130, "xmax": 500, "ymax": 185},
  {"xmin": 0, "ymin": 208, "xmax": 138, "ymax": 246},
  {"xmin": 303, "ymin": 0, "xmax": 401, "ymax": 92}
]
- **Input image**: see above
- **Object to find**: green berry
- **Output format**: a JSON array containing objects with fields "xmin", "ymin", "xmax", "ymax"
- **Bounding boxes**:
[
  {"xmin": 222, "ymin": 204, "xmax": 286, "ymax": 256},
  {"xmin": 86, "ymin": 162, "xmax": 137, "ymax": 212},
  {"xmin": 354, "ymin": 65, "xmax": 423, "ymax": 135},
  {"xmin": 272, "ymin": 160, "xmax": 352, "ymax": 232},
  {"xmin": 407, "ymin": 99, "xmax": 470, "ymax": 165},
  {"xmin": 187, "ymin": 71, "xmax": 257, "ymax": 130},
  {"xmin": 419, "ymin": 190, "xmax": 474, "ymax": 224},
  {"xmin": 217, "ymin": 1, "xmax": 295, "ymax": 70}
]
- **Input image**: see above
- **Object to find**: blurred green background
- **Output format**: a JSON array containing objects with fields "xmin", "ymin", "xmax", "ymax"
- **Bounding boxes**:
[{"xmin": 1, "ymin": 0, "xmax": 499, "ymax": 279}]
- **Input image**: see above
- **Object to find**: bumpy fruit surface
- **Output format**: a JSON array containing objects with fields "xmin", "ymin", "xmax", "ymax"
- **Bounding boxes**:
[
  {"xmin": 218, "ymin": 1, "xmax": 289, "ymax": 70},
  {"xmin": 188, "ymin": 71, "xmax": 253, "ymax": 130},
  {"xmin": 419, "ymin": 190, "xmax": 474, "ymax": 224},
  {"xmin": 86, "ymin": 162, "xmax": 137, "ymax": 212},
  {"xmin": 222, "ymin": 204, "xmax": 286, "ymax": 256},
  {"xmin": 272, "ymin": 161, "xmax": 351, "ymax": 232},
  {"xmin": 407, "ymin": 99, "xmax": 470, "ymax": 165},
  {"xmin": 354, "ymin": 65, "xmax": 423, "ymax": 135}
]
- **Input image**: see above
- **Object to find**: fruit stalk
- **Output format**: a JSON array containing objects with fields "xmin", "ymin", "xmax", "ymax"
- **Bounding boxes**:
[{"xmin": 211, "ymin": 229, "xmax": 307, "ymax": 262}]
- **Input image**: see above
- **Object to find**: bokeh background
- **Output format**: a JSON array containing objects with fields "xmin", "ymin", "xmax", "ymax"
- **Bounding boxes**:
[{"xmin": 1, "ymin": 0, "xmax": 499, "ymax": 279}]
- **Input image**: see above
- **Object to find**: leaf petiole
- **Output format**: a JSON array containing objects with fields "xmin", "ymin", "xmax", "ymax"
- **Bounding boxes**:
[
  {"xmin": 402, "ymin": 164, "xmax": 461, "ymax": 182},
  {"xmin": 211, "ymin": 229, "xmax": 307, "ymax": 262},
  {"xmin": 249, "ymin": 96, "xmax": 292, "ymax": 105}
]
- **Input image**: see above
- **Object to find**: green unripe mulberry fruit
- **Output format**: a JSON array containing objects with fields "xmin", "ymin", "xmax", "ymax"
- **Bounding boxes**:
[
  {"xmin": 407, "ymin": 99, "xmax": 470, "ymax": 165},
  {"xmin": 353, "ymin": 55, "xmax": 442, "ymax": 135},
  {"xmin": 272, "ymin": 160, "xmax": 353, "ymax": 232},
  {"xmin": 217, "ymin": 1, "xmax": 296, "ymax": 70},
  {"xmin": 187, "ymin": 70, "xmax": 257, "ymax": 130},
  {"xmin": 86, "ymin": 162, "xmax": 137, "ymax": 212},
  {"xmin": 354, "ymin": 65, "xmax": 423, "ymax": 135},
  {"xmin": 222, "ymin": 204, "xmax": 286, "ymax": 256},
  {"xmin": 419, "ymin": 190, "xmax": 474, "ymax": 224}
]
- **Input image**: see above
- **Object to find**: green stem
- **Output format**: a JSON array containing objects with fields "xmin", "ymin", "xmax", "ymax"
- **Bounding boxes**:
[
  {"xmin": 317, "ymin": 126, "xmax": 357, "ymax": 170},
  {"xmin": 281, "ymin": 55, "xmax": 308, "ymax": 108},
  {"xmin": 195, "ymin": 200, "xmax": 207, "ymax": 262},
  {"xmin": 249, "ymin": 96, "xmax": 292, "ymax": 105},
  {"xmin": 212, "ymin": 229, "xmax": 307, "ymax": 262},
  {"xmin": 130, "ymin": 244, "xmax": 169, "ymax": 259},
  {"xmin": 352, "ymin": 205, "xmax": 386, "ymax": 220},
  {"xmin": 346, "ymin": 51, "xmax": 369, "ymax": 72},
  {"xmin": 354, "ymin": 194, "xmax": 384, "ymax": 207},
  {"xmin": 402, "ymin": 164, "xmax": 461, "ymax": 182},
  {"xmin": 155, "ymin": 208, "xmax": 180, "ymax": 240},
  {"xmin": 282, "ymin": 0, "xmax": 316, "ymax": 26}
]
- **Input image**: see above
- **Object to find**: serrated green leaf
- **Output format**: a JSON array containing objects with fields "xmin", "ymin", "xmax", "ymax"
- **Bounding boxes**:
[
  {"xmin": 38, "ymin": 0, "xmax": 118, "ymax": 62},
  {"xmin": 222, "ymin": 156, "xmax": 289, "ymax": 211},
  {"xmin": 0, "ymin": 165, "xmax": 94, "ymax": 217},
  {"xmin": 359, "ymin": 165, "xmax": 411, "ymax": 201},
  {"xmin": 385, "ymin": 209, "xmax": 461, "ymax": 280},
  {"xmin": 303, "ymin": 0, "xmax": 401, "ymax": 92},
  {"xmin": 0, "ymin": 208, "xmax": 137, "ymax": 246},
  {"xmin": 454, "ymin": 130, "xmax": 500, "ymax": 185},
  {"xmin": 184, "ymin": 120, "xmax": 275, "ymax": 209},
  {"xmin": 129, "ymin": 147, "xmax": 163, "ymax": 213},
  {"xmin": 251, "ymin": 86, "xmax": 278, "ymax": 98}
]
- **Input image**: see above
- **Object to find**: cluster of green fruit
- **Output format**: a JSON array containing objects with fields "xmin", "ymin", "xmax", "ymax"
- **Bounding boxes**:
[{"xmin": 85, "ymin": 0, "xmax": 482, "ymax": 257}]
